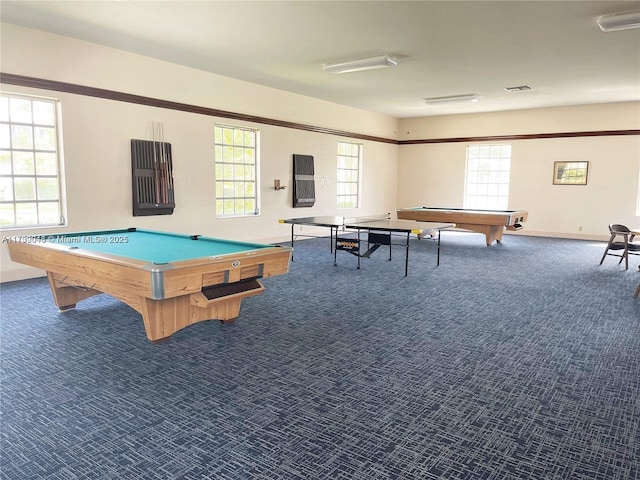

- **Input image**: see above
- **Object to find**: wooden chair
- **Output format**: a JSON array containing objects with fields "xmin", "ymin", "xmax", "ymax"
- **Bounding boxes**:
[{"xmin": 599, "ymin": 224, "xmax": 640, "ymax": 270}]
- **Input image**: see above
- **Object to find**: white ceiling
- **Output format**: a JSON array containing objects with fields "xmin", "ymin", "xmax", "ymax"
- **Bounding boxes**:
[{"xmin": 1, "ymin": 0, "xmax": 639, "ymax": 118}]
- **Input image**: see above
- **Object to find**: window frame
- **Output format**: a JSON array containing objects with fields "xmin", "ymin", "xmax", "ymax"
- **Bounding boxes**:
[
  {"xmin": 464, "ymin": 143, "xmax": 512, "ymax": 210},
  {"xmin": 637, "ymin": 166, "xmax": 640, "ymax": 216},
  {"xmin": 337, "ymin": 141, "xmax": 362, "ymax": 209},
  {"xmin": 0, "ymin": 92, "xmax": 66, "ymax": 229},
  {"xmin": 214, "ymin": 124, "xmax": 260, "ymax": 218}
]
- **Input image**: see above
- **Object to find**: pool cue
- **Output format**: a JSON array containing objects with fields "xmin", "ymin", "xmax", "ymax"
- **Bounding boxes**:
[
  {"xmin": 159, "ymin": 122, "xmax": 173, "ymax": 204},
  {"xmin": 160, "ymin": 123, "xmax": 174, "ymax": 203},
  {"xmin": 152, "ymin": 122, "xmax": 161, "ymax": 204}
]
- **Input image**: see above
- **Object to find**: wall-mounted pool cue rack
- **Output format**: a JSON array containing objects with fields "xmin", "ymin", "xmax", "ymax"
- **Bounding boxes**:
[{"xmin": 131, "ymin": 123, "xmax": 175, "ymax": 216}]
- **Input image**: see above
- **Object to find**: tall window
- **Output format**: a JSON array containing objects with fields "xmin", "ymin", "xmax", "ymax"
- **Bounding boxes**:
[
  {"xmin": 464, "ymin": 144, "xmax": 511, "ymax": 210},
  {"xmin": 337, "ymin": 141, "xmax": 361, "ymax": 209},
  {"xmin": 214, "ymin": 125, "xmax": 259, "ymax": 217},
  {"xmin": 0, "ymin": 93, "xmax": 64, "ymax": 228},
  {"xmin": 636, "ymin": 165, "xmax": 640, "ymax": 216}
]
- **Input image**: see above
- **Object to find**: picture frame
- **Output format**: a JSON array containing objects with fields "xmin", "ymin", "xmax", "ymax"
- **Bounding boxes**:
[{"xmin": 553, "ymin": 161, "xmax": 588, "ymax": 185}]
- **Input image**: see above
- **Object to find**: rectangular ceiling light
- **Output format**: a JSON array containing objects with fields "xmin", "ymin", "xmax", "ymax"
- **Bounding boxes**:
[
  {"xmin": 505, "ymin": 85, "xmax": 532, "ymax": 92},
  {"xmin": 597, "ymin": 11, "xmax": 640, "ymax": 31},
  {"xmin": 323, "ymin": 55, "xmax": 397, "ymax": 74},
  {"xmin": 424, "ymin": 94, "xmax": 480, "ymax": 105}
]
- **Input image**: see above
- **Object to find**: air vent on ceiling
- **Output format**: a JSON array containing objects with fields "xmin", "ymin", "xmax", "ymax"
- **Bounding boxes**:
[{"xmin": 505, "ymin": 85, "xmax": 532, "ymax": 92}]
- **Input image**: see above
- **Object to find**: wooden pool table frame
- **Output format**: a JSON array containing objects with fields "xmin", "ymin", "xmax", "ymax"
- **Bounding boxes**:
[
  {"xmin": 7, "ymin": 233, "xmax": 291, "ymax": 343},
  {"xmin": 397, "ymin": 207, "xmax": 528, "ymax": 246}
]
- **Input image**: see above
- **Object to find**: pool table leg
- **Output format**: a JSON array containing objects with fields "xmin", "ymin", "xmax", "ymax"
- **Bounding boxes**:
[
  {"xmin": 485, "ymin": 226, "xmax": 505, "ymax": 246},
  {"xmin": 47, "ymin": 272, "xmax": 101, "ymax": 311},
  {"xmin": 453, "ymin": 222, "xmax": 505, "ymax": 246},
  {"xmin": 138, "ymin": 282, "xmax": 264, "ymax": 342}
]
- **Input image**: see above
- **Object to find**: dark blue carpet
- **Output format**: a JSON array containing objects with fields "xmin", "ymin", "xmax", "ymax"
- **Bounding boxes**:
[{"xmin": 1, "ymin": 233, "xmax": 639, "ymax": 479}]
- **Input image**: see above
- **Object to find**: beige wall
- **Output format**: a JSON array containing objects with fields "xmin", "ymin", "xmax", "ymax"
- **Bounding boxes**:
[
  {"xmin": 1, "ymin": 24, "xmax": 398, "ymax": 139},
  {"xmin": 0, "ymin": 24, "xmax": 399, "ymax": 281},
  {"xmin": 398, "ymin": 103, "xmax": 640, "ymax": 140},
  {"xmin": 397, "ymin": 104, "xmax": 640, "ymax": 239},
  {"xmin": 1, "ymin": 23, "xmax": 639, "ymax": 282}
]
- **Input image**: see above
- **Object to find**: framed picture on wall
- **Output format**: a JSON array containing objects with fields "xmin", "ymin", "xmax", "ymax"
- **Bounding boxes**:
[{"xmin": 553, "ymin": 161, "xmax": 589, "ymax": 185}]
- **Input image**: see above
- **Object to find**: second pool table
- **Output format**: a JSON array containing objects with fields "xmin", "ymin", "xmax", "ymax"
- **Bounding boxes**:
[
  {"xmin": 7, "ymin": 228, "xmax": 292, "ymax": 342},
  {"xmin": 397, "ymin": 207, "xmax": 528, "ymax": 246}
]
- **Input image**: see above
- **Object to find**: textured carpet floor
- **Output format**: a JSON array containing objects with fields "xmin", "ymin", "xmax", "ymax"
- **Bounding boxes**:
[{"xmin": 1, "ymin": 232, "xmax": 639, "ymax": 479}]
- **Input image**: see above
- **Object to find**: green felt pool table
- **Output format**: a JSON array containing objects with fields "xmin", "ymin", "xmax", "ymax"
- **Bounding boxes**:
[{"xmin": 7, "ymin": 228, "xmax": 292, "ymax": 342}]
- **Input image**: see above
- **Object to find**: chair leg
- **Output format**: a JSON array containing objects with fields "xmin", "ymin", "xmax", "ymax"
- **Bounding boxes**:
[
  {"xmin": 634, "ymin": 283, "xmax": 640, "ymax": 299},
  {"xmin": 624, "ymin": 246, "xmax": 629, "ymax": 270},
  {"xmin": 600, "ymin": 234, "xmax": 616, "ymax": 265}
]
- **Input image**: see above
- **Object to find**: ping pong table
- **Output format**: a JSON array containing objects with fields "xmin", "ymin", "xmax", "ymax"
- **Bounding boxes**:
[{"xmin": 279, "ymin": 214, "xmax": 454, "ymax": 276}]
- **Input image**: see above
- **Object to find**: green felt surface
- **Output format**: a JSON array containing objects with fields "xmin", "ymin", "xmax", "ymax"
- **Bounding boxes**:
[{"xmin": 47, "ymin": 229, "xmax": 271, "ymax": 264}]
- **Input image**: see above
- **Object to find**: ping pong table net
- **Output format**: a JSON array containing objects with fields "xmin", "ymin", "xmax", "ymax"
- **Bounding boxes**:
[{"xmin": 341, "ymin": 213, "xmax": 391, "ymax": 225}]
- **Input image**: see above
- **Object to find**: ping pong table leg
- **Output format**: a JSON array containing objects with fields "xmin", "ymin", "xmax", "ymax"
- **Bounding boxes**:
[
  {"xmin": 404, "ymin": 232, "xmax": 410, "ymax": 277},
  {"xmin": 436, "ymin": 230, "xmax": 441, "ymax": 266},
  {"xmin": 331, "ymin": 226, "xmax": 335, "ymax": 253},
  {"xmin": 357, "ymin": 229, "xmax": 361, "ymax": 269},
  {"xmin": 291, "ymin": 224, "xmax": 295, "ymax": 260}
]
